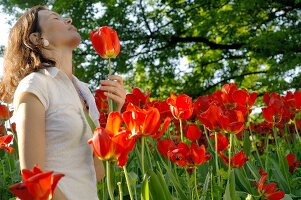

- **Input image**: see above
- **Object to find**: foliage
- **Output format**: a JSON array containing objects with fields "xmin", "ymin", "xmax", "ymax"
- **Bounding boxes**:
[{"xmin": 1, "ymin": 0, "xmax": 301, "ymax": 98}]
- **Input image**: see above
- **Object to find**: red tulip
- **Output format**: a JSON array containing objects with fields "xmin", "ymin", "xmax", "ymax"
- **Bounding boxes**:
[
  {"xmin": 88, "ymin": 112, "xmax": 136, "ymax": 166},
  {"xmin": 124, "ymin": 87, "xmax": 150, "ymax": 109},
  {"xmin": 95, "ymin": 89, "xmax": 109, "ymax": 112},
  {"xmin": 157, "ymin": 139, "xmax": 211, "ymax": 168},
  {"xmin": 186, "ymin": 124, "xmax": 202, "ymax": 141},
  {"xmin": 197, "ymin": 103, "xmax": 223, "ymax": 131},
  {"xmin": 122, "ymin": 103, "xmax": 170, "ymax": 139},
  {"xmin": 198, "ymin": 103, "xmax": 245, "ymax": 133},
  {"xmin": 148, "ymin": 100, "xmax": 172, "ymax": 120},
  {"xmin": 286, "ymin": 153, "xmax": 300, "ymax": 173},
  {"xmin": 262, "ymin": 92, "xmax": 292, "ymax": 125},
  {"xmin": 9, "ymin": 165, "xmax": 64, "ymax": 200},
  {"xmin": 166, "ymin": 94, "xmax": 193, "ymax": 120},
  {"xmin": 232, "ymin": 89, "xmax": 257, "ymax": 108},
  {"xmin": 255, "ymin": 169, "xmax": 285, "ymax": 200},
  {"xmin": 210, "ymin": 132, "xmax": 229, "ymax": 152},
  {"xmin": 0, "ymin": 104, "xmax": 11, "ymax": 120},
  {"xmin": 219, "ymin": 150, "xmax": 248, "ymax": 168},
  {"xmin": 0, "ymin": 134, "xmax": 14, "ymax": 153},
  {"xmin": 90, "ymin": 26, "xmax": 120, "ymax": 59},
  {"xmin": 157, "ymin": 139, "xmax": 177, "ymax": 158},
  {"xmin": 193, "ymin": 95, "xmax": 211, "ymax": 115},
  {"xmin": 294, "ymin": 91, "xmax": 301, "ymax": 109}
]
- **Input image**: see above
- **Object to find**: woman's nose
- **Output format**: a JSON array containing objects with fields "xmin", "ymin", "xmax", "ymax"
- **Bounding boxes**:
[{"xmin": 64, "ymin": 18, "xmax": 72, "ymax": 24}]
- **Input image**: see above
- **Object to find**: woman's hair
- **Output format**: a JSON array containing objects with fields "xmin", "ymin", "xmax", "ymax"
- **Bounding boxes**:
[{"xmin": 0, "ymin": 5, "xmax": 56, "ymax": 103}]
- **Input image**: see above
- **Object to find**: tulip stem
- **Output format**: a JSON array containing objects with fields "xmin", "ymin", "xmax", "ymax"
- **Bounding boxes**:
[
  {"xmin": 204, "ymin": 126, "xmax": 214, "ymax": 152},
  {"xmin": 248, "ymin": 125, "xmax": 264, "ymax": 169},
  {"xmin": 228, "ymin": 133, "xmax": 233, "ymax": 178},
  {"xmin": 141, "ymin": 137, "xmax": 145, "ymax": 176},
  {"xmin": 117, "ymin": 182, "xmax": 123, "ymax": 200},
  {"xmin": 106, "ymin": 161, "xmax": 114, "ymax": 200},
  {"xmin": 179, "ymin": 119, "xmax": 184, "ymax": 142},
  {"xmin": 293, "ymin": 118, "xmax": 301, "ymax": 144},
  {"xmin": 194, "ymin": 169, "xmax": 199, "ymax": 200},
  {"xmin": 123, "ymin": 166, "xmax": 134, "ymax": 200},
  {"xmin": 214, "ymin": 132, "xmax": 221, "ymax": 187},
  {"xmin": 108, "ymin": 58, "xmax": 114, "ymax": 113}
]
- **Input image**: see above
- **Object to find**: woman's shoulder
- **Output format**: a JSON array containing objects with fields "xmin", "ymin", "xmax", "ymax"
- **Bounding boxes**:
[
  {"xmin": 18, "ymin": 71, "xmax": 48, "ymax": 86},
  {"xmin": 13, "ymin": 71, "xmax": 49, "ymax": 110}
]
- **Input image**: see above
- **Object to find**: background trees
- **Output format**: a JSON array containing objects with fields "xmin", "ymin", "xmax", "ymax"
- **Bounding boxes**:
[{"xmin": 1, "ymin": 0, "xmax": 301, "ymax": 98}]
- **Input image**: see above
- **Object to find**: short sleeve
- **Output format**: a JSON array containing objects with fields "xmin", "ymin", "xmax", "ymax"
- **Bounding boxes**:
[{"xmin": 13, "ymin": 73, "xmax": 49, "ymax": 111}]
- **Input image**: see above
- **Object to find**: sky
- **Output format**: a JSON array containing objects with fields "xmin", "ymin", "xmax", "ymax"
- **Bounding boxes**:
[{"xmin": 0, "ymin": 10, "xmax": 14, "ymax": 77}]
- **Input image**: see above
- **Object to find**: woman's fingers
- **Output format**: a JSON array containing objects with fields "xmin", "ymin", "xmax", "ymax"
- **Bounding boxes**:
[
  {"xmin": 108, "ymin": 75, "xmax": 124, "ymax": 85},
  {"xmin": 104, "ymin": 92, "xmax": 125, "ymax": 111},
  {"xmin": 99, "ymin": 75, "xmax": 126, "ymax": 112},
  {"xmin": 100, "ymin": 85, "xmax": 125, "ymax": 98}
]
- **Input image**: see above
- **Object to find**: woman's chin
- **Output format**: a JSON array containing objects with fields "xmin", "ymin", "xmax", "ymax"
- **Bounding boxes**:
[{"xmin": 68, "ymin": 35, "xmax": 81, "ymax": 49}]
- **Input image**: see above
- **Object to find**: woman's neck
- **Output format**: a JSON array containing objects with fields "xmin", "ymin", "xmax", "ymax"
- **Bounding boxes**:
[{"xmin": 43, "ymin": 48, "xmax": 74, "ymax": 80}]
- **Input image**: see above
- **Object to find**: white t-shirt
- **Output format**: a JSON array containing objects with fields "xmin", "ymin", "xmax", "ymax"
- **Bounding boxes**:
[{"xmin": 13, "ymin": 66, "xmax": 100, "ymax": 200}]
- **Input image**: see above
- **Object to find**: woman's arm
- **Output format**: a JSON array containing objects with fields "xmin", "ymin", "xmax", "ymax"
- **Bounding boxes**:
[{"xmin": 16, "ymin": 92, "xmax": 67, "ymax": 200}]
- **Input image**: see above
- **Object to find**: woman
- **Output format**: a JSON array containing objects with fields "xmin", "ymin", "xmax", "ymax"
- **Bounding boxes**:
[{"xmin": 0, "ymin": 5, "xmax": 126, "ymax": 200}]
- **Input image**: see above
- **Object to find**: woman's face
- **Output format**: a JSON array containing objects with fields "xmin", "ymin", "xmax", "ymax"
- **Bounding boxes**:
[{"xmin": 37, "ymin": 9, "xmax": 81, "ymax": 49}]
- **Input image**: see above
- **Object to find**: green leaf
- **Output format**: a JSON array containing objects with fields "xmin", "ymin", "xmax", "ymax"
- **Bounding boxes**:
[
  {"xmin": 243, "ymin": 131, "xmax": 251, "ymax": 156},
  {"xmin": 162, "ymin": 162, "xmax": 188, "ymax": 200},
  {"xmin": 223, "ymin": 169, "xmax": 240, "ymax": 200},
  {"xmin": 234, "ymin": 168, "xmax": 252, "ymax": 193},
  {"xmin": 156, "ymin": 170, "xmax": 173, "ymax": 200},
  {"xmin": 270, "ymin": 158, "xmax": 290, "ymax": 192},
  {"xmin": 142, "ymin": 176, "xmax": 150, "ymax": 200},
  {"xmin": 200, "ymin": 171, "xmax": 211, "ymax": 200},
  {"xmin": 147, "ymin": 170, "xmax": 167, "ymax": 200},
  {"xmin": 281, "ymin": 194, "xmax": 293, "ymax": 200}
]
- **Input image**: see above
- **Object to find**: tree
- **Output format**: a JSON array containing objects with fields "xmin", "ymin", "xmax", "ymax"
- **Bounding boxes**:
[{"xmin": 1, "ymin": 0, "xmax": 301, "ymax": 98}]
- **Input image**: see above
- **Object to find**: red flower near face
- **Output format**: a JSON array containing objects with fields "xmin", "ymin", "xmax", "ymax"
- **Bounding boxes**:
[
  {"xmin": 88, "ymin": 112, "xmax": 136, "ymax": 166},
  {"xmin": 166, "ymin": 94, "xmax": 193, "ymax": 120},
  {"xmin": 286, "ymin": 153, "xmax": 300, "ymax": 173},
  {"xmin": 186, "ymin": 124, "xmax": 202, "ymax": 141},
  {"xmin": 255, "ymin": 169, "xmax": 285, "ymax": 200},
  {"xmin": 123, "ymin": 104, "xmax": 171, "ymax": 139},
  {"xmin": 9, "ymin": 165, "xmax": 64, "ymax": 200},
  {"xmin": 95, "ymin": 89, "xmax": 109, "ymax": 112},
  {"xmin": 0, "ymin": 104, "xmax": 11, "ymax": 121},
  {"xmin": 0, "ymin": 134, "xmax": 14, "ymax": 153},
  {"xmin": 90, "ymin": 26, "xmax": 120, "ymax": 59},
  {"xmin": 220, "ymin": 150, "xmax": 248, "ymax": 168}
]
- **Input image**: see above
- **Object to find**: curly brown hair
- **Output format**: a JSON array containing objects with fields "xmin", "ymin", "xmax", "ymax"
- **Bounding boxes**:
[{"xmin": 0, "ymin": 5, "xmax": 56, "ymax": 103}]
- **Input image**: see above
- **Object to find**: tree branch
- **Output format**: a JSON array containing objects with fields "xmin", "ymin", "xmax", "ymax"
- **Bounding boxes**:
[
  {"xmin": 169, "ymin": 36, "xmax": 244, "ymax": 50},
  {"xmin": 205, "ymin": 71, "xmax": 268, "ymax": 92}
]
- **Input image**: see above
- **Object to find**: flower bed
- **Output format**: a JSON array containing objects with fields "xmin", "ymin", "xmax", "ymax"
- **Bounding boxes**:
[{"xmin": 1, "ymin": 83, "xmax": 301, "ymax": 200}]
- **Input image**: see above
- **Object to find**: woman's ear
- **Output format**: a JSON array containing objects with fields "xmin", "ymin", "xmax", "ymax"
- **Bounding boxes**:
[{"xmin": 29, "ymin": 32, "xmax": 41, "ymax": 46}]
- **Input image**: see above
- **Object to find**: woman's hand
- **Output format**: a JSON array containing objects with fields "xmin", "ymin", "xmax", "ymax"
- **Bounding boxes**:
[{"xmin": 99, "ymin": 75, "xmax": 126, "ymax": 112}]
